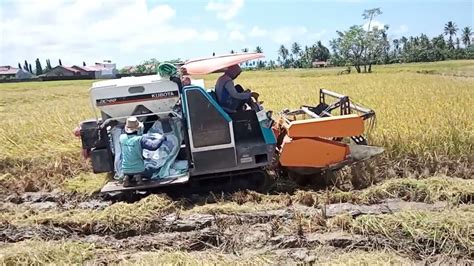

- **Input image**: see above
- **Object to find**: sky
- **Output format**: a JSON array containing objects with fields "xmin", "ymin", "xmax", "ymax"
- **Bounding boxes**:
[{"xmin": 0, "ymin": 0, "xmax": 473, "ymax": 68}]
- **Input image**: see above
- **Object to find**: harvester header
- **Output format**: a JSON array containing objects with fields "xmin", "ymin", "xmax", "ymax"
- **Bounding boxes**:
[{"xmin": 274, "ymin": 88, "xmax": 383, "ymax": 175}]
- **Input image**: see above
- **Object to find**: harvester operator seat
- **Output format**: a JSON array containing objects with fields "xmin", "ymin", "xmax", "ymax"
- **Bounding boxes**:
[{"xmin": 208, "ymin": 89, "xmax": 237, "ymax": 114}]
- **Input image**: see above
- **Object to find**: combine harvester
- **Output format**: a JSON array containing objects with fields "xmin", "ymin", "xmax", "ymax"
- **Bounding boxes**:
[{"xmin": 76, "ymin": 53, "xmax": 383, "ymax": 194}]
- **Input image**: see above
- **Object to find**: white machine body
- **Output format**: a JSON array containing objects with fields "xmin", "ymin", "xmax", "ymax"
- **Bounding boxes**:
[{"xmin": 89, "ymin": 75, "xmax": 180, "ymax": 119}]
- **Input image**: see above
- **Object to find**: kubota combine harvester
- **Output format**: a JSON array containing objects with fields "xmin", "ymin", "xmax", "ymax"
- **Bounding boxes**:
[{"xmin": 76, "ymin": 53, "xmax": 383, "ymax": 193}]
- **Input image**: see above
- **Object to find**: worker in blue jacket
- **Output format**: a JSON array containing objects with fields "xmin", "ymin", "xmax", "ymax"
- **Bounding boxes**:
[
  {"xmin": 120, "ymin": 116, "xmax": 165, "ymax": 187},
  {"xmin": 215, "ymin": 64, "xmax": 259, "ymax": 112}
]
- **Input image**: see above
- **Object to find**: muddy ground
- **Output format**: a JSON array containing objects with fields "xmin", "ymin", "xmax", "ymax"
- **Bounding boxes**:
[{"xmin": 1, "ymin": 182, "xmax": 472, "ymax": 265}]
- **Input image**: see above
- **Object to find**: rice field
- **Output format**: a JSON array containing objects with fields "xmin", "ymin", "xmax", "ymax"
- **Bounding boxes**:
[{"xmin": 0, "ymin": 60, "xmax": 473, "ymax": 264}]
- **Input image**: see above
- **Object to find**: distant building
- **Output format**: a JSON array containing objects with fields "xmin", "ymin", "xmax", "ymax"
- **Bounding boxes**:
[
  {"xmin": 43, "ymin": 66, "xmax": 82, "ymax": 77},
  {"xmin": 312, "ymin": 61, "xmax": 328, "ymax": 68},
  {"xmin": 71, "ymin": 65, "xmax": 95, "ymax": 77},
  {"xmin": 72, "ymin": 62, "xmax": 118, "ymax": 79},
  {"xmin": 0, "ymin": 66, "xmax": 34, "ymax": 79},
  {"xmin": 43, "ymin": 61, "xmax": 117, "ymax": 79}
]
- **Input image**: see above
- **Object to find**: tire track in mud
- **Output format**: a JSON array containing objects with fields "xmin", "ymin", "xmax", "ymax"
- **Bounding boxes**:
[
  {"xmin": 3, "ymin": 194, "xmax": 469, "ymax": 262},
  {"xmin": 1, "ymin": 195, "xmax": 471, "ymax": 265},
  {"xmin": 3, "ymin": 192, "xmax": 112, "ymax": 210},
  {"xmin": 1, "ymin": 218, "xmax": 377, "ymax": 255},
  {"xmin": 1, "ymin": 199, "xmax": 447, "ymax": 243}
]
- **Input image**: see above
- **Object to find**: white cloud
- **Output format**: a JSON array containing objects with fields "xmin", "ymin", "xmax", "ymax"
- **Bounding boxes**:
[
  {"xmin": 307, "ymin": 29, "xmax": 327, "ymax": 41},
  {"xmin": 229, "ymin": 30, "xmax": 245, "ymax": 42},
  {"xmin": 201, "ymin": 30, "xmax": 220, "ymax": 41},
  {"xmin": 249, "ymin": 26, "xmax": 268, "ymax": 37},
  {"xmin": 226, "ymin": 22, "xmax": 244, "ymax": 30},
  {"xmin": 272, "ymin": 26, "xmax": 308, "ymax": 44},
  {"xmin": 206, "ymin": 0, "xmax": 244, "ymax": 21},
  {"xmin": 394, "ymin": 25, "xmax": 409, "ymax": 35},
  {"xmin": 363, "ymin": 20, "xmax": 385, "ymax": 31},
  {"xmin": 0, "ymin": 0, "xmax": 219, "ymax": 66}
]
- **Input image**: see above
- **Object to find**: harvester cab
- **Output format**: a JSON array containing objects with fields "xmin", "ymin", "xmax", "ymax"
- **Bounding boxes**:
[{"xmin": 76, "ymin": 53, "xmax": 383, "ymax": 194}]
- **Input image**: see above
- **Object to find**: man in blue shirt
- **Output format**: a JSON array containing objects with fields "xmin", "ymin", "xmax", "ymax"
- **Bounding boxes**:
[
  {"xmin": 215, "ymin": 64, "xmax": 259, "ymax": 112},
  {"xmin": 120, "ymin": 116, "xmax": 165, "ymax": 187}
]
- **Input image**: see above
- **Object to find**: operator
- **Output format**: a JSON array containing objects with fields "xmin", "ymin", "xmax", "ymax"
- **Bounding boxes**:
[
  {"xmin": 120, "ymin": 116, "xmax": 165, "ymax": 187},
  {"xmin": 215, "ymin": 64, "xmax": 259, "ymax": 112}
]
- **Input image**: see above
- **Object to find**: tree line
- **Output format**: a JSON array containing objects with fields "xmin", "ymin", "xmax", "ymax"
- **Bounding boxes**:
[
  {"xmin": 106, "ymin": 7, "xmax": 474, "ymax": 75},
  {"xmin": 16, "ymin": 58, "xmax": 89, "ymax": 76},
  {"xmin": 235, "ymin": 8, "xmax": 473, "ymax": 73},
  {"xmin": 120, "ymin": 58, "xmax": 183, "ymax": 74},
  {"xmin": 329, "ymin": 8, "xmax": 473, "ymax": 73}
]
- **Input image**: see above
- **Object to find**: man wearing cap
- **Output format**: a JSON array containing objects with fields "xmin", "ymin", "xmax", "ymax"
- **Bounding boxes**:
[{"xmin": 120, "ymin": 116, "xmax": 165, "ymax": 187}]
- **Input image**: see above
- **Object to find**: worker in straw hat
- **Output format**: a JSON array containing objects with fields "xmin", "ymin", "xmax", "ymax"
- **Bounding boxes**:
[{"xmin": 119, "ymin": 116, "xmax": 165, "ymax": 187}]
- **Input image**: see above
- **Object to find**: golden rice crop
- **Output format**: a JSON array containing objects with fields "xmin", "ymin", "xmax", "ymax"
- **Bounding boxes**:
[
  {"xmin": 350, "ymin": 205, "xmax": 474, "ymax": 257},
  {"xmin": 0, "ymin": 61, "xmax": 473, "ymax": 192}
]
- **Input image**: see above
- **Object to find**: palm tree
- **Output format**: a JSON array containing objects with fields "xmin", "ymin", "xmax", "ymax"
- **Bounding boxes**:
[
  {"xmin": 444, "ymin": 21, "xmax": 458, "ymax": 49},
  {"xmin": 242, "ymin": 48, "xmax": 249, "ymax": 53},
  {"xmin": 462, "ymin": 26, "xmax": 472, "ymax": 47},
  {"xmin": 278, "ymin": 45, "xmax": 289, "ymax": 68},
  {"xmin": 290, "ymin": 42, "xmax": 301, "ymax": 67},
  {"xmin": 255, "ymin": 46, "xmax": 263, "ymax": 53},
  {"xmin": 392, "ymin": 39, "xmax": 400, "ymax": 51},
  {"xmin": 392, "ymin": 39, "xmax": 400, "ymax": 59},
  {"xmin": 432, "ymin": 34, "xmax": 447, "ymax": 50},
  {"xmin": 278, "ymin": 45, "xmax": 289, "ymax": 61},
  {"xmin": 413, "ymin": 36, "xmax": 420, "ymax": 47},
  {"xmin": 291, "ymin": 42, "xmax": 301, "ymax": 57},
  {"xmin": 400, "ymin": 36, "xmax": 408, "ymax": 51}
]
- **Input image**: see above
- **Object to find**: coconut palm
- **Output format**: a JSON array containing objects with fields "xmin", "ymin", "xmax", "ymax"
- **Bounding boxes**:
[
  {"xmin": 278, "ymin": 45, "xmax": 289, "ymax": 61},
  {"xmin": 291, "ymin": 42, "xmax": 301, "ymax": 57},
  {"xmin": 444, "ymin": 21, "xmax": 458, "ymax": 49},
  {"xmin": 462, "ymin": 26, "xmax": 472, "ymax": 47},
  {"xmin": 393, "ymin": 39, "xmax": 400, "ymax": 51},
  {"xmin": 255, "ymin": 46, "xmax": 263, "ymax": 53},
  {"xmin": 290, "ymin": 42, "xmax": 301, "ymax": 67},
  {"xmin": 278, "ymin": 45, "xmax": 290, "ymax": 68},
  {"xmin": 400, "ymin": 36, "xmax": 408, "ymax": 51}
]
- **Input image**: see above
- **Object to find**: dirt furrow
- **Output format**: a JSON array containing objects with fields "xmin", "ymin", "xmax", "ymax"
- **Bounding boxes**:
[{"xmin": 1, "ymin": 199, "xmax": 447, "ymax": 242}]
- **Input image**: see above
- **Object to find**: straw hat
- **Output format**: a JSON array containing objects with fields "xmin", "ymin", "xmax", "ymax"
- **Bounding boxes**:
[{"xmin": 124, "ymin": 116, "xmax": 143, "ymax": 133}]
